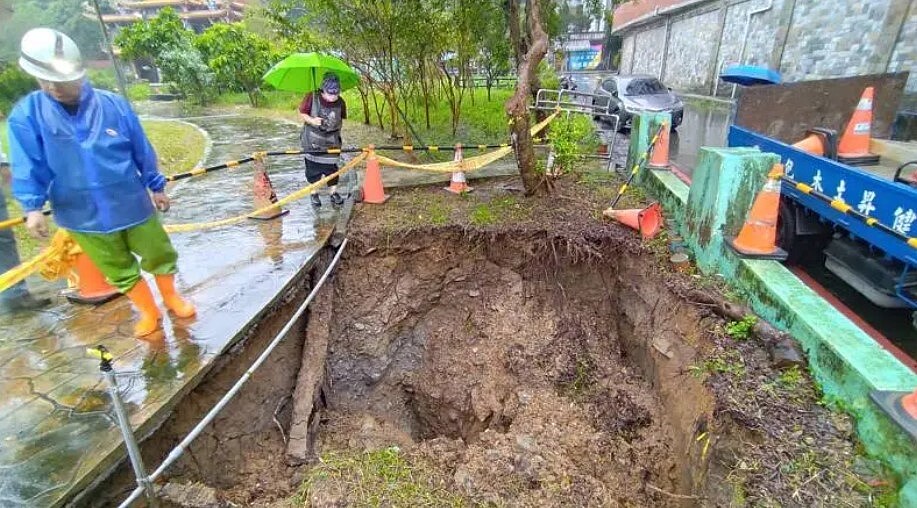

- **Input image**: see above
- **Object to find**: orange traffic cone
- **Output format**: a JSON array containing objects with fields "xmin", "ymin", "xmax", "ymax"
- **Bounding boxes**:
[
  {"xmin": 648, "ymin": 122, "xmax": 670, "ymax": 169},
  {"xmin": 837, "ymin": 87, "xmax": 880, "ymax": 166},
  {"xmin": 791, "ymin": 128, "xmax": 838, "ymax": 159},
  {"xmin": 445, "ymin": 144, "xmax": 473, "ymax": 194},
  {"xmin": 603, "ymin": 202, "xmax": 663, "ymax": 240},
  {"xmin": 727, "ymin": 163, "xmax": 788, "ymax": 260},
  {"xmin": 870, "ymin": 387, "xmax": 917, "ymax": 440},
  {"xmin": 66, "ymin": 253, "xmax": 121, "ymax": 305},
  {"xmin": 250, "ymin": 155, "xmax": 289, "ymax": 220},
  {"xmin": 362, "ymin": 148, "xmax": 389, "ymax": 204}
]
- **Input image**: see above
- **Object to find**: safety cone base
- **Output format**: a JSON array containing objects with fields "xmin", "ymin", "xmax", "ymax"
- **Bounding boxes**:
[
  {"xmin": 870, "ymin": 390, "xmax": 917, "ymax": 441},
  {"xmin": 364, "ymin": 194, "xmax": 390, "ymax": 204},
  {"xmin": 727, "ymin": 237, "xmax": 788, "ymax": 261},
  {"xmin": 837, "ymin": 153, "xmax": 880, "ymax": 167},
  {"xmin": 64, "ymin": 289, "xmax": 121, "ymax": 306},
  {"xmin": 444, "ymin": 184, "xmax": 473, "ymax": 194},
  {"xmin": 249, "ymin": 209, "xmax": 290, "ymax": 221}
]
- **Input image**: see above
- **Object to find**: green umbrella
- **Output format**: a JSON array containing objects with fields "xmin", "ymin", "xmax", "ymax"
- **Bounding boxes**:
[{"xmin": 262, "ymin": 52, "xmax": 360, "ymax": 93}]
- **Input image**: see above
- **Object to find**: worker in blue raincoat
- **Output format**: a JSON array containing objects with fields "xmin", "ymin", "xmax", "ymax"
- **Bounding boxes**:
[{"xmin": 7, "ymin": 28, "xmax": 195, "ymax": 337}]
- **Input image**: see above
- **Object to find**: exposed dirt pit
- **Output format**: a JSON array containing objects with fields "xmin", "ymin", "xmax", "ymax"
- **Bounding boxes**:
[
  {"xmin": 290, "ymin": 228, "xmax": 713, "ymax": 507},
  {"xmin": 89, "ymin": 221, "xmax": 883, "ymax": 507}
]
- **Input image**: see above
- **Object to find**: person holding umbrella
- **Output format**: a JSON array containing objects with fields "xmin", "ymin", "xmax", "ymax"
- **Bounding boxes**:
[
  {"xmin": 299, "ymin": 72, "xmax": 347, "ymax": 207},
  {"xmin": 262, "ymin": 53, "xmax": 359, "ymax": 207}
]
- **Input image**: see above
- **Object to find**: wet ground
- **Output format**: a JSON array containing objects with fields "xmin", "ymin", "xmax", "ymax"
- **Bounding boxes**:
[{"xmin": 0, "ymin": 110, "xmax": 361, "ymax": 507}]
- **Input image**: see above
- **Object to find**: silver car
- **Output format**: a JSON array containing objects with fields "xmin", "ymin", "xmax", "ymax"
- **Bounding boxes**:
[{"xmin": 592, "ymin": 74, "xmax": 684, "ymax": 130}]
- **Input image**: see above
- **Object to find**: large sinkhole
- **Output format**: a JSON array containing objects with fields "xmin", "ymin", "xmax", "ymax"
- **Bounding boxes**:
[{"xmin": 86, "ymin": 226, "xmax": 873, "ymax": 508}]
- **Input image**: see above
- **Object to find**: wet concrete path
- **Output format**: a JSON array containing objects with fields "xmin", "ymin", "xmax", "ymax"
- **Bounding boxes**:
[{"xmin": 0, "ymin": 108, "xmax": 369, "ymax": 507}]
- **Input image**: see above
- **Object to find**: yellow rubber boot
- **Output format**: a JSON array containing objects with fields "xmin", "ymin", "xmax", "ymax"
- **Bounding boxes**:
[
  {"xmin": 125, "ymin": 280, "xmax": 162, "ymax": 337},
  {"xmin": 155, "ymin": 274, "xmax": 196, "ymax": 318}
]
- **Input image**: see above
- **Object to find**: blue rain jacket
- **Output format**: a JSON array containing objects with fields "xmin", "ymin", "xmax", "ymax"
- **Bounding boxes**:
[{"xmin": 7, "ymin": 82, "xmax": 165, "ymax": 234}]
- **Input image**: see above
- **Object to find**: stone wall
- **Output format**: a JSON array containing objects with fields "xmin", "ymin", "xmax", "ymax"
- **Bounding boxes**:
[
  {"xmin": 615, "ymin": 0, "xmax": 916, "ymax": 95},
  {"xmin": 664, "ymin": 8, "xmax": 722, "ymax": 92},
  {"xmin": 888, "ymin": 0, "xmax": 917, "ymax": 99},
  {"xmin": 620, "ymin": 32, "xmax": 636, "ymax": 74},
  {"xmin": 630, "ymin": 23, "xmax": 667, "ymax": 76}
]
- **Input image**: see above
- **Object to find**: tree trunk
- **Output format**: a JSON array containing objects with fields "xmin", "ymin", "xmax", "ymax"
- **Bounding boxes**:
[
  {"xmin": 357, "ymin": 83, "xmax": 371, "ymax": 125},
  {"xmin": 506, "ymin": 0, "xmax": 549, "ymax": 196},
  {"xmin": 420, "ymin": 61, "xmax": 431, "ymax": 129}
]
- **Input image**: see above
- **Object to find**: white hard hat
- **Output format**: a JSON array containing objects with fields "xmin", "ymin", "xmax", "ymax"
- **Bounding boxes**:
[{"xmin": 18, "ymin": 28, "xmax": 85, "ymax": 83}]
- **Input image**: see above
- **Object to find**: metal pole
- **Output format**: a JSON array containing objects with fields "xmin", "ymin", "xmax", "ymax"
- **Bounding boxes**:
[
  {"xmin": 88, "ymin": 346, "xmax": 156, "ymax": 502},
  {"xmin": 90, "ymin": 0, "xmax": 131, "ymax": 103}
]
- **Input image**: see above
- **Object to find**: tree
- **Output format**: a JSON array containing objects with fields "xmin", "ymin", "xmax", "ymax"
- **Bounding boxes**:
[
  {"xmin": 478, "ymin": 3, "xmax": 511, "ymax": 102},
  {"xmin": 506, "ymin": 0, "xmax": 549, "ymax": 195},
  {"xmin": 0, "ymin": 0, "xmax": 107, "ymax": 63},
  {"xmin": 158, "ymin": 45, "xmax": 215, "ymax": 105},
  {"xmin": 114, "ymin": 8, "xmax": 192, "ymax": 62},
  {"xmin": 195, "ymin": 23, "xmax": 275, "ymax": 106}
]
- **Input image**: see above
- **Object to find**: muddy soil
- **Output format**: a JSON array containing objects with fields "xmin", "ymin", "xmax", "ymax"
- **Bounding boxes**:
[{"xmin": 86, "ymin": 176, "xmax": 887, "ymax": 508}]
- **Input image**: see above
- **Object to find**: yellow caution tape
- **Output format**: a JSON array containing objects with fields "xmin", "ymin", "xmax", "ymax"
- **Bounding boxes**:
[
  {"xmin": 908, "ymin": 238, "xmax": 917, "ymax": 249},
  {"xmin": 0, "ymin": 216, "xmax": 26, "ymax": 229},
  {"xmin": 373, "ymin": 112, "xmax": 558, "ymax": 174},
  {"xmin": 478, "ymin": 145, "xmax": 487, "ymax": 150},
  {"xmin": 0, "ymin": 229, "xmax": 79, "ymax": 293},
  {"xmin": 86, "ymin": 347, "xmax": 114, "ymax": 362},
  {"xmin": 866, "ymin": 217, "xmax": 878, "ymax": 227},
  {"xmin": 327, "ymin": 148, "xmax": 341, "ymax": 154},
  {"xmin": 796, "ymin": 183, "xmax": 813, "ymax": 194},
  {"xmin": 163, "ymin": 152, "xmax": 367, "ymax": 233},
  {"xmin": 403, "ymin": 145, "xmax": 414, "ymax": 152},
  {"xmin": 285, "ymin": 150, "xmax": 300, "ymax": 154},
  {"xmin": 190, "ymin": 167, "xmax": 206, "ymax": 176},
  {"xmin": 429, "ymin": 146, "xmax": 439, "ymax": 152},
  {"xmin": 226, "ymin": 160, "xmax": 240, "ymax": 168}
]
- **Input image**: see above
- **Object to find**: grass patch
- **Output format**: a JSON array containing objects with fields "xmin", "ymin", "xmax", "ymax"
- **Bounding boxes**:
[
  {"xmin": 296, "ymin": 447, "xmax": 465, "ymax": 507},
  {"xmin": 689, "ymin": 353, "xmax": 747, "ymax": 378},
  {"xmin": 141, "ymin": 120, "xmax": 207, "ymax": 176},
  {"xmin": 725, "ymin": 315, "xmax": 757, "ymax": 341},
  {"xmin": 469, "ymin": 196, "xmax": 528, "ymax": 226}
]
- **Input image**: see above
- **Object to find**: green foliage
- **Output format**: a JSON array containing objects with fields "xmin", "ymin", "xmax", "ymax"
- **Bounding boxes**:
[
  {"xmin": 548, "ymin": 114, "xmax": 599, "ymax": 174},
  {"xmin": 194, "ymin": 23, "xmax": 276, "ymax": 106},
  {"xmin": 0, "ymin": 0, "xmax": 106, "ymax": 63},
  {"xmin": 296, "ymin": 447, "xmax": 465, "ymax": 506},
  {"xmin": 0, "ymin": 64, "xmax": 37, "ymax": 115},
  {"xmin": 690, "ymin": 355, "xmax": 746, "ymax": 378},
  {"xmin": 158, "ymin": 45, "xmax": 215, "ymax": 105},
  {"xmin": 537, "ymin": 60, "xmax": 559, "ymax": 91},
  {"xmin": 114, "ymin": 8, "xmax": 192, "ymax": 62},
  {"xmin": 86, "ymin": 68, "xmax": 118, "ymax": 92},
  {"xmin": 127, "ymin": 82, "xmax": 151, "ymax": 102},
  {"xmin": 725, "ymin": 315, "xmax": 757, "ymax": 341}
]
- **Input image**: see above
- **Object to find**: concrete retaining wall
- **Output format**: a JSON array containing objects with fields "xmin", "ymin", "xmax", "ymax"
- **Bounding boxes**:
[{"xmin": 630, "ymin": 111, "xmax": 917, "ymax": 505}]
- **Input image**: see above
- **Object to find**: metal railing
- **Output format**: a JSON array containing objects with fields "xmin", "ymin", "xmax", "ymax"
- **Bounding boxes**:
[{"xmin": 533, "ymin": 88, "xmax": 622, "ymax": 171}]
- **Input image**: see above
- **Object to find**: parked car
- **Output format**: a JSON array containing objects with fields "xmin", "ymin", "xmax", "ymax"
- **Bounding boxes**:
[{"xmin": 591, "ymin": 74, "xmax": 684, "ymax": 130}]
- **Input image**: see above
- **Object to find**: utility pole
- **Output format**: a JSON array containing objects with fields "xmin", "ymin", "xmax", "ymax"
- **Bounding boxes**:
[{"xmin": 90, "ymin": 0, "xmax": 131, "ymax": 103}]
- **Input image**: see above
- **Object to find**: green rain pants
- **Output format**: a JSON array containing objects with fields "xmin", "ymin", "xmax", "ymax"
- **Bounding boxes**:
[{"xmin": 68, "ymin": 215, "xmax": 178, "ymax": 293}]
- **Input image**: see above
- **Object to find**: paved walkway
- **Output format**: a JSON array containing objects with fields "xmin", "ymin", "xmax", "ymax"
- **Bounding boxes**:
[{"xmin": 0, "ymin": 114, "xmax": 352, "ymax": 507}]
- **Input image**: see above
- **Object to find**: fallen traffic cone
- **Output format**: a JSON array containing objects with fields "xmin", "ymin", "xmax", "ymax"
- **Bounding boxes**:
[
  {"xmin": 603, "ymin": 202, "xmax": 663, "ymax": 240},
  {"xmin": 648, "ymin": 122, "xmax": 670, "ymax": 169},
  {"xmin": 870, "ymin": 387, "xmax": 917, "ymax": 440},
  {"xmin": 362, "ymin": 148, "xmax": 389, "ymax": 204},
  {"xmin": 837, "ymin": 87, "xmax": 880, "ymax": 166},
  {"xmin": 66, "ymin": 253, "xmax": 121, "ymax": 305},
  {"xmin": 445, "ymin": 144, "xmax": 473, "ymax": 194},
  {"xmin": 791, "ymin": 128, "xmax": 837, "ymax": 159},
  {"xmin": 727, "ymin": 163, "xmax": 788, "ymax": 260},
  {"xmin": 250, "ymin": 154, "xmax": 289, "ymax": 220}
]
